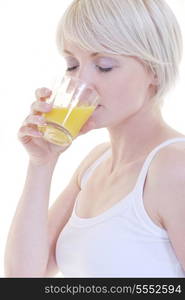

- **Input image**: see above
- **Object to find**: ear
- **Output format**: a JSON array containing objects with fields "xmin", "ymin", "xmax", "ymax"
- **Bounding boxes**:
[
  {"xmin": 151, "ymin": 71, "xmax": 159, "ymax": 86},
  {"xmin": 137, "ymin": 57, "xmax": 160, "ymax": 86},
  {"xmin": 146, "ymin": 66, "xmax": 159, "ymax": 86}
]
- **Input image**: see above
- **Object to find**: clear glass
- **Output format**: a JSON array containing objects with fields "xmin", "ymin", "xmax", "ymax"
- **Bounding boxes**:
[{"xmin": 38, "ymin": 75, "xmax": 100, "ymax": 146}]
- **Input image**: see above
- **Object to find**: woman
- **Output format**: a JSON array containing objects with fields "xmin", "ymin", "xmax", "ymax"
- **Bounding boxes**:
[{"xmin": 4, "ymin": 0, "xmax": 185, "ymax": 277}]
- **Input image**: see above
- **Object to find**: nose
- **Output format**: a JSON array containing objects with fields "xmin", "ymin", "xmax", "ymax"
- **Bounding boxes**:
[{"xmin": 74, "ymin": 66, "xmax": 96, "ymax": 90}]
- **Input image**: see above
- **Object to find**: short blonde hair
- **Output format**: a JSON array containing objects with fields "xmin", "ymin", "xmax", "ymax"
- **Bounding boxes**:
[{"xmin": 56, "ymin": 0, "xmax": 183, "ymax": 107}]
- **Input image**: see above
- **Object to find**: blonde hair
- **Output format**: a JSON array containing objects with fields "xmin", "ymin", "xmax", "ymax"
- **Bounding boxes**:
[{"xmin": 56, "ymin": 0, "xmax": 183, "ymax": 107}]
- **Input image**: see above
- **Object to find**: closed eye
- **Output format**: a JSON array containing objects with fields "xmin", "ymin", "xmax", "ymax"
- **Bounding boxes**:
[
  {"xmin": 66, "ymin": 66, "xmax": 78, "ymax": 72},
  {"xmin": 66, "ymin": 66, "xmax": 113, "ymax": 73},
  {"xmin": 98, "ymin": 66, "xmax": 113, "ymax": 72}
]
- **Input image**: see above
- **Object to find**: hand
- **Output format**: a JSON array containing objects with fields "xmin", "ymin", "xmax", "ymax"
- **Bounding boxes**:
[
  {"xmin": 18, "ymin": 87, "xmax": 97, "ymax": 166},
  {"xmin": 18, "ymin": 87, "xmax": 71, "ymax": 166}
]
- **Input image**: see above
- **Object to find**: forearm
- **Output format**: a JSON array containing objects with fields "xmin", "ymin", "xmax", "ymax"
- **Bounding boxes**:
[{"xmin": 4, "ymin": 158, "xmax": 58, "ymax": 277}]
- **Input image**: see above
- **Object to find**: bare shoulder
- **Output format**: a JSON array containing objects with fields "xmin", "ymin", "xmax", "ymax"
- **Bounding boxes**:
[
  {"xmin": 149, "ymin": 141, "xmax": 185, "ymax": 185},
  {"xmin": 77, "ymin": 142, "xmax": 111, "ymax": 187},
  {"xmin": 148, "ymin": 142, "xmax": 185, "ymax": 225},
  {"xmin": 147, "ymin": 142, "xmax": 185, "ymax": 270}
]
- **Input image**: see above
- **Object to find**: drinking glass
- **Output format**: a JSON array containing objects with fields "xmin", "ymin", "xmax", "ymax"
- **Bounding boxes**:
[{"xmin": 38, "ymin": 75, "xmax": 100, "ymax": 146}]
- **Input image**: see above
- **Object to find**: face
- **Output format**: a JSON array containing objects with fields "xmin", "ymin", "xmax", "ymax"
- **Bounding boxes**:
[{"xmin": 62, "ymin": 41, "xmax": 157, "ymax": 129}]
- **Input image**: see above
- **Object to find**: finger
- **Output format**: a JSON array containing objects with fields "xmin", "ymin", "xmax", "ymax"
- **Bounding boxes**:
[
  {"xmin": 35, "ymin": 87, "xmax": 52, "ymax": 101},
  {"xmin": 23, "ymin": 114, "xmax": 47, "ymax": 126},
  {"xmin": 30, "ymin": 100, "xmax": 53, "ymax": 114},
  {"xmin": 18, "ymin": 125, "xmax": 43, "ymax": 140}
]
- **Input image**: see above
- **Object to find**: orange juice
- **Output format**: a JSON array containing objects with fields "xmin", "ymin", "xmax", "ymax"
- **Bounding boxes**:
[{"xmin": 38, "ymin": 105, "xmax": 96, "ymax": 145}]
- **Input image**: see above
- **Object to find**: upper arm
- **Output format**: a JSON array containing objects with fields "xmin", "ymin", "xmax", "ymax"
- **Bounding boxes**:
[
  {"xmin": 151, "ymin": 148, "xmax": 185, "ymax": 271},
  {"xmin": 45, "ymin": 142, "xmax": 110, "ymax": 276}
]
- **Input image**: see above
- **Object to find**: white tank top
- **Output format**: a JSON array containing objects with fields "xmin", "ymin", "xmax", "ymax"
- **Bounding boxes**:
[{"xmin": 56, "ymin": 137, "xmax": 185, "ymax": 277}]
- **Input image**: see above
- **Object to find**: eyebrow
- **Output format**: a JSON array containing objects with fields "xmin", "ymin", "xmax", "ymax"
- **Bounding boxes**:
[{"xmin": 62, "ymin": 49, "xmax": 100, "ymax": 57}]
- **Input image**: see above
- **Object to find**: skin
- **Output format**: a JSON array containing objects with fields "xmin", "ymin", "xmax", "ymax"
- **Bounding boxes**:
[
  {"xmin": 62, "ymin": 41, "xmax": 185, "ymax": 271},
  {"xmin": 5, "ymin": 40, "xmax": 185, "ymax": 277},
  {"xmin": 62, "ymin": 41, "xmax": 184, "ymax": 172}
]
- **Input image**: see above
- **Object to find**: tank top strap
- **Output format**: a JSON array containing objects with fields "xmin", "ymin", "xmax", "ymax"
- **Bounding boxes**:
[
  {"xmin": 80, "ymin": 148, "xmax": 112, "ymax": 189},
  {"xmin": 133, "ymin": 137, "xmax": 185, "ymax": 195}
]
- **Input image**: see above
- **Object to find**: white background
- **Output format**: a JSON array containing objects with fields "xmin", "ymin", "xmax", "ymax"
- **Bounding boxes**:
[{"xmin": 0, "ymin": 0, "xmax": 184, "ymax": 277}]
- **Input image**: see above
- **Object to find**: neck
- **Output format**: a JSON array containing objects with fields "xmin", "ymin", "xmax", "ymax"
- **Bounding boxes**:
[{"xmin": 107, "ymin": 102, "xmax": 173, "ymax": 174}]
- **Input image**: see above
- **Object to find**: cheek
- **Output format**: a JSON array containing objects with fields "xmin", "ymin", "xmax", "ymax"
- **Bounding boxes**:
[
  {"xmin": 98, "ymin": 64, "xmax": 149, "ymax": 111},
  {"xmin": 107, "ymin": 74, "xmax": 148, "ymax": 109},
  {"xmin": 102, "ymin": 80, "xmax": 133, "ymax": 110}
]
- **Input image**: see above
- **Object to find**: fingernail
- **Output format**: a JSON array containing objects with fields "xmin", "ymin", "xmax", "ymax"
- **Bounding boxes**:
[
  {"xmin": 45, "ymin": 103, "xmax": 53, "ymax": 111},
  {"xmin": 38, "ymin": 115, "xmax": 45, "ymax": 121},
  {"xmin": 38, "ymin": 119, "xmax": 47, "ymax": 125},
  {"xmin": 41, "ymin": 88, "xmax": 50, "ymax": 97},
  {"xmin": 34, "ymin": 131, "xmax": 43, "ymax": 136}
]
